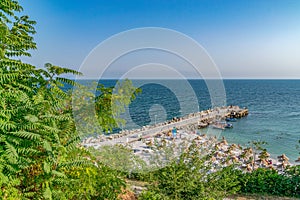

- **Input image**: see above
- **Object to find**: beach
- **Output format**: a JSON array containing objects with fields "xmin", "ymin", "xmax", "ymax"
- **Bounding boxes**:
[{"xmin": 82, "ymin": 105, "xmax": 299, "ymax": 172}]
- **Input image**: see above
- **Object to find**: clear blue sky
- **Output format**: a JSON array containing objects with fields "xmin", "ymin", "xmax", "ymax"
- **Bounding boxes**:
[{"xmin": 20, "ymin": 0, "xmax": 300, "ymax": 79}]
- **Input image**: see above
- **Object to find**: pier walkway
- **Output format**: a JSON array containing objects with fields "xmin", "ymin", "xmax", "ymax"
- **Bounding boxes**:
[{"xmin": 83, "ymin": 105, "xmax": 248, "ymax": 147}]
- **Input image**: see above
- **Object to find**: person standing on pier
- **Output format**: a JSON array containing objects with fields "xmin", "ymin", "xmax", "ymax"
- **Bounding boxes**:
[{"xmin": 172, "ymin": 127, "xmax": 177, "ymax": 139}]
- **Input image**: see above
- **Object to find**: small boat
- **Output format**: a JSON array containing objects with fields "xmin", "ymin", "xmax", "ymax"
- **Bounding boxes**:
[
  {"xmin": 224, "ymin": 123, "xmax": 233, "ymax": 128},
  {"xmin": 225, "ymin": 118, "xmax": 237, "ymax": 122},
  {"xmin": 212, "ymin": 124, "xmax": 225, "ymax": 130},
  {"xmin": 211, "ymin": 122, "xmax": 233, "ymax": 129}
]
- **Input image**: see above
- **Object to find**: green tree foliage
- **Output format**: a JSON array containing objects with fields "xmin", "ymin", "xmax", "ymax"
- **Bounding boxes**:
[
  {"xmin": 139, "ymin": 142, "xmax": 241, "ymax": 200},
  {"xmin": 72, "ymin": 79, "xmax": 141, "ymax": 136},
  {"xmin": 94, "ymin": 145, "xmax": 147, "ymax": 175},
  {"xmin": 55, "ymin": 147, "xmax": 126, "ymax": 200},
  {"xmin": 238, "ymin": 167, "xmax": 300, "ymax": 198},
  {"xmin": 138, "ymin": 141, "xmax": 299, "ymax": 199},
  {"xmin": 95, "ymin": 80, "xmax": 141, "ymax": 132},
  {"xmin": 1, "ymin": 1, "xmax": 135, "ymax": 199}
]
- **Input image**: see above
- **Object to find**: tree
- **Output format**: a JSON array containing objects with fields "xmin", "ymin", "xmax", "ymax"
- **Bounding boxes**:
[
  {"xmin": 1, "ymin": 1, "xmax": 139, "ymax": 199},
  {"xmin": 140, "ymin": 142, "xmax": 241, "ymax": 200},
  {"xmin": 72, "ymin": 79, "xmax": 141, "ymax": 136}
]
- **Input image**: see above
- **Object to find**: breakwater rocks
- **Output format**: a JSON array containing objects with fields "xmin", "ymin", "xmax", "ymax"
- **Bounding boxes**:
[{"xmin": 82, "ymin": 105, "xmax": 248, "ymax": 146}]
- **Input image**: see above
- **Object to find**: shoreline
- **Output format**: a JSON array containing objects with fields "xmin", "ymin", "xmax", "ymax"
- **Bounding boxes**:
[
  {"xmin": 82, "ymin": 105, "xmax": 299, "ymax": 172},
  {"xmin": 106, "ymin": 130, "xmax": 298, "ymax": 172}
]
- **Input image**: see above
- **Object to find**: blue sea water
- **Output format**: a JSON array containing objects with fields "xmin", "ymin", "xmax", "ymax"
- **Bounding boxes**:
[
  {"xmin": 76, "ymin": 79, "xmax": 300, "ymax": 161},
  {"xmin": 222, "ymin": 80, "xmax": 300, "ymax": 162}
]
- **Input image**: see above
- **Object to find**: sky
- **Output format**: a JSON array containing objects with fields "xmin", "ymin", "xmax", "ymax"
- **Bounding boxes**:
[{"xmin": 19, "ymin": 0, "xmax": 300, "ymax": 79}]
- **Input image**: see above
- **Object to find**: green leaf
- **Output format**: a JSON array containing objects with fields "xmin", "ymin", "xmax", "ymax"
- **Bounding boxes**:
[
  {"xmin": 24, "ymin": 114, "xmax": 38, "ymax": 122},
  {"xmin": 43, "ymin": 186, "xmax": 52, "ymax": 200},
  {"xmin": 43, "ymin": 161, "xmax": 51, "ymax": 174}
]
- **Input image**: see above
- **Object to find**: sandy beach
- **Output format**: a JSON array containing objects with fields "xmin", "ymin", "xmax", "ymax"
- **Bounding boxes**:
[{"xmin": 83, "ymin": 109, "xmax": 298, "ymax": 173}]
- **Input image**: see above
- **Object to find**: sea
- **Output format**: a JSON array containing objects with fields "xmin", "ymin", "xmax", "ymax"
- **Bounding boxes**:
[{"xmin": 74, "ymin": 79, "xmax": 300, "ymax": 162}]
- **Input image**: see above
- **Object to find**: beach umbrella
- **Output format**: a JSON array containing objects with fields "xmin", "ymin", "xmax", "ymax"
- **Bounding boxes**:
[
  {"xmin": 264, "ymin": 151, "xmax": 270, "ymax": 157},
  {"xmin": 231, "ymin": 156, "xmax": 239, "ymax": 163},
  {"xmin": 202, "ymin": 140, "xmax": 209, "ymax": 147},
  {"xmin": 248, "ymin": 148, "xmax": 253, "ymax": 154},
  {"xmin": 146, "ymin": 140, "xmax": 153, "ymax": 146},
  {"xmin": 221, "ymin": 139, "xmax": 228, "ymax": 145},
  {"xmin": 239, "ymin": 151, "xmax": 247, "ymax": 161},
  {"xmin": 215, "ymin": 151, "xmax": 223, "ymax": 158},
  {"xmin": 286, "ymin": 161, "xmax": 291, "ymax": 166},
  {"xmin": 261, "ymin": 159, "xmax": 268, "ymax": 166},
  {"xmin": 246, "ymin": 164, "xmax": 252, "ymax": 172},
  {"xmin": 211, "ymin": 156, "xmax": 217, "ymax": 162},
  {"xmin": 214, "ymin": 144, "xmax": 220, "ymax": 151},
  {"xmin": 243, "ymin": 148, "xmax": 252, "ymax": 158},
  {"xmin": 229, "ymin": 149, "xmax": 236, "ymax": 156},
  {"xmin": 259, "ymin": 150, "xmax": 270, "ymax": 160},
  {"xmin": 278, "ymin": 154, "xmax": 289, "ymax": 162},
  {"xmin": 278, "ymin": 154, "xmax": 286, "ymax": 159},
  {"xmin": 226, "ymin": 159, "xmax": 233, "ymax": 165},
  {"xmin": 276, "ymin": 161, "xmax": 289, "ymax": 170},
  {"xmin": 195, "ymin": 136, "xmax": 202, "ymax": 140},
  {"xmin": 282, "ymin": 162, "xmax": 290, "ymax": 169},
  {"xmin": 231, "ymin": 144, "xmax": 239, "ymax": 150},
  {"xmin": 228, "ymin": 144, "xmax": 235, "ymax": 151},
  {"xmin": 282, "ymin": 154, "xmax": 289, "ymax": 161}
]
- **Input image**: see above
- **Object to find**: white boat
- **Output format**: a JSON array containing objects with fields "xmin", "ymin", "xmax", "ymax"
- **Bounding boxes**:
[
  {"xmin": 211, "ymin": 122, "xmax": 233, "ymax": 129},
  {"xmin": 211, "ymin": 123, "xmax": 225, "ymax": 130}
]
